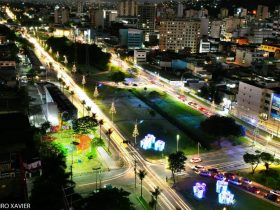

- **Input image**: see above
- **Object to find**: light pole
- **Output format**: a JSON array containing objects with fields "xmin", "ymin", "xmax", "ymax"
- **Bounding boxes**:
[
  {"xmin": 92, "ymin": 167, "xmax": 101, "ymax": 191},
  {"xmin": 197, "ymin": 142, "xmax": 201, "ymax": 157},
  {"xmin": 93, "ymin": 86, "xmax": 99, "ymax": 98},
  {"xmin": 132, "ymin": 121, "xmax": 139, "ymax": 145},
  {"xmin": 72, "ymin": 63, "xmax": 77, "ymax": 74},
  {"xmin": 82, "ymin": 75, "xmax": 86, "ymax": 91},
  {"xmin": 109, "ymin": 101, "xmax": 116, "ymax": 122},
  {"xmin": 176, "ymin": 134, "xmax": 180, "ymax": 152}
]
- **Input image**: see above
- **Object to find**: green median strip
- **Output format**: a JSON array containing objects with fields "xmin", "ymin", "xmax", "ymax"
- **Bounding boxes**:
[{"xmin": 137, "ymin": 196, "xmax": 152, "ymax": 210}]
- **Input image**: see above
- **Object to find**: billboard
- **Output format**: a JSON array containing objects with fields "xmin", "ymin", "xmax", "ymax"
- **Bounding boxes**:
[{"xmin": 271, "ymin": 93, "xmax": 280, "ymax": 120}]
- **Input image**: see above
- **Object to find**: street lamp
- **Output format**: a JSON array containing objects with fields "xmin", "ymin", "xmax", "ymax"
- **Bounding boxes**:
[
  {"xmin": 176, "ymin": 134, "xmax": 180, "ymax": 152},
  {"xmin": 266, "ymin": 135, "xmax": 272, "ymax": 146},
  {"xmin": 109, "ymin": 101, "xmax": 116, "ymax": 122},
  {"xmin": 93, "ymin": 86, "xmax": 99, "ymax": 98},
  {"xmin": 132, "ymin": 121, "xmax": 139, "ymax": 145},
  {"xmin": 82, "ymin": 75, "xmax": 86, "ymax": 91},
  {"xmin": 72, "ymin": 63, "xmax": 77, "ymax": 74}
]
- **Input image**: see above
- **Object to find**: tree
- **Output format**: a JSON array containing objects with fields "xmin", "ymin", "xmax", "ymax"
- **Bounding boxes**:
[
  {"xmin": 149, "ymin": 187, "xmax": 161, "ymax": 210},
  {"xmin": 41, "ymin": 121, "xmax": 51, "ymax": 134},
  {"xmin": 260, "ymin": 152, "xmax": 275, "ymax": 172},
  {"xmin": 72, "ymin": 116, "xmax": 98, "ymax": 134},
  {"xmin": 138, "ymin": 169, "xmax": 147, "ymax": 198},
  {"xmin": 110, "ymin": 71, "xmax": 126, "ymax": 83},
  {"xmin": 81, "ymin": 187, "xmax": 135, "ymax": 210},
  {"xmin": 168, "ymin": 151, "xmax": 187, "ymax": 183},
  {"xmin": 86, "ymin": 106, "xmax": 91, "ymax": 116},
  {"xmin": 106, "ymin": 128, "xmax": 113, "ymax": 152},
  {"xmin": 81, "ymin": 100, "xmax": 86, "ymax": 117},
  {"xmin": 70, "ymin": 90, "xmax": 74, "ymax": 103},
  {"xmin": 200, "ymin": 115, "xmax": 242, "ymax": 146},
  {"xmin": 98, "ymin": 119, "xmax": 104, "ymax": 141},
  {"xmin": 243, "ymin": 153, "xmax": 260, "ymax": 174}
]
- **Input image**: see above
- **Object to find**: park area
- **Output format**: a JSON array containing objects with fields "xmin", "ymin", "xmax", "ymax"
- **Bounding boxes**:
[
  {"xmin": 93, "ymin": 85, "xmax": 202, "ymax": 160},
  {"xmin": 176, "ymin": 176, "xmax": 279, "ymax": 210},
  {"xmin": 46, "ymin": 129, "xmax": 103, "ymax": 175}
]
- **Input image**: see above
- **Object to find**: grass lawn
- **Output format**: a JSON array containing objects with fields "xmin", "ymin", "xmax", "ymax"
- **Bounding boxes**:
[
  {"xmin": 177, "ymin": 176, "xmax": 279, "ymax": 210},
  {"xmin": 92, "ymin": 85, "xmax": 199, "ymax": 159},
  {"xmin": 237, "ymin": 165, "xmax": 280, "ymax": 189},
  {"xmin": 50, "ymin": 129, "xmax": 103, "ymax": 174}
]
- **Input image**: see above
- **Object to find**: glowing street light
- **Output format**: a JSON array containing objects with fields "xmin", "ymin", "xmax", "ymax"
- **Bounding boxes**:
[
  {"xmin": 176, "ymin": 134, "xmax": 180, "ymax": 152},
  {"xmin": 266, "ymin": 135, "xmax": 272, "ymax": 146},
  {"xmin": 93, "ymin": 86, "xmax": 99, "ymax": 98},
  {"xmin": 132, "ymin": 121, "xmax": 139, "ymax": 145},
  {"xmin": 72, "ymin": 63, "xmax": 77, "ymax": 74},
  {"xmin": 63, "ymin": 55, "xmax": 68, "ymax": 65},
  {"xmin": 56, "ymin": 51, "xmax": 60, "ymax": 60},
  {"xmin": 109, "ymin": 101, "xmax": 116, "ymax": 122},
  {"xmin": 82, "ymin": 75, "xmax": 86, "ymax": 91}
]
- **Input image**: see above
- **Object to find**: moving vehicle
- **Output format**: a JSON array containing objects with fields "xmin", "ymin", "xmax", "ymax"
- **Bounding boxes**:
[
  {"xmin": 190, "ymin": 157, "xmax": 202, "ymax": 163},
  {"xmin": 248, "ymin": 186, "xmax": 260, "ymax": 194},
  {"xmin": 228, "ymin": 178, "xmax": 242, "ymax": 185},
  {"xmin": 199, "ymin": 170, "xmax": 211, "ymax": 177}
]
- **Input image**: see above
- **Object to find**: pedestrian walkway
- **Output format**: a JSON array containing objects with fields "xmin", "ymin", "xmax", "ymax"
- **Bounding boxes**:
[{"xmin": 97, "ymin": 146, "xmax": 119, "ymax": 169}]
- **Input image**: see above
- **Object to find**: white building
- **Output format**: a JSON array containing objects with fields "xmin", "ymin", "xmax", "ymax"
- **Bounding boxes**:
[
  {"xmin": 118, "ymin": 0, "xmax": 138, "ymax": 17},
  {"xmin": 177, "ymin": 2, "xmax": 184, "ymax": 18},
  {"xmin": 235, "ymin": 48, "xmax": 266, "ymax": 66},
  {"xmin": 134, "ymin": 49, "xmax": 146, "ymax": 64},
  {"xmin": 210, "ymin": 20, "xmax": 222, "ymax": 39},
  {"xmin": 159, "ymin": 19, "xmax": 201, "ymax": 53}
]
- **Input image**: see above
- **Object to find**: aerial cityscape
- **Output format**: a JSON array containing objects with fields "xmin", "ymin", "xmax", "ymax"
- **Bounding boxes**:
[{"xmin": 0, "ymin": 0, "xmax": 280, "ymax": 210}]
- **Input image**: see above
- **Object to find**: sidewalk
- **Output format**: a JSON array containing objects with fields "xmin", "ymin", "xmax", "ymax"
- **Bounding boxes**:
[{"xmin": 97, "ymin": 146, "xmax": 119, "ymax": 170}]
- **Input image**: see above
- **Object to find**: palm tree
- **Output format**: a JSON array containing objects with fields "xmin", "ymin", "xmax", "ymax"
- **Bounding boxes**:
[
  {"xmin": 86, "ymin": 106, "xmax": 91, "ymax": 116},
  {"xmin": 150, "ymin": 187, "xmax": 161, "ymax": 210},
  {"xmin": 70, "ymin": 90, "xmax": 74, "ymax": 103},
  {"xmin": 98, "ymin": 119, "xmax": 104, "ymax": 141},
  {"xmin": 106, "ymin": 128, "xmax": 113, "ymax": 152},
  {"xmin": 81, "ymin": 100, "xmax": 86, "ymax": 117},
  {"xmin": 138, "ymin": 169, "xmax": 147, "ymax": 198}
]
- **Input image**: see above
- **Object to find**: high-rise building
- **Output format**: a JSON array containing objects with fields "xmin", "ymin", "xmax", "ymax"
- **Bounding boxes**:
[
  {"xmin": 177, "ymin": 2, "xmax": 184, "ymax": 18},
  {"xmin": 159, "ymin": 19, "xmax": 201, "ymax": 53},
  {"xmin": 219, "ymin": 8, "xmax": 228, "ymax": 19},
  {"xmin": 210, "ymin": 20, "xmax": 222, "ymax": 39},
  {"xmin": 118, "ymin": 0, "xmax": 138, "ymax": 17},
  {"xmin": 77, "ymin": 0, "xmax": 84, "ymax": 14},
  {"xmin": 137, "ymin": 3, "xmax": 156, "ymax": 35},
  {"xmin": 272, "ymin": 19, "xmax": 280, "ymax": 39},
  {"xmin": 119, "ymin": 28, "xmax": 143, "ymax": 49},
  {"xmin": 61, "ymin": 8, "xmax": 70, "ymax": 24},
  {"xmin": 54, "ymin": 6, "xmax": 69, "ymax": 24},
  {"xmin": 256, "ymin": 5, "xmax": 269, "ymax": 20}
]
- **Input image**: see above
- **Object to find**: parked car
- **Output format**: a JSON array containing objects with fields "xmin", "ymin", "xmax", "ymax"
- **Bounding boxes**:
[
  {"xmin": 228, "ymin": 178, "xmax": 242, "ymax": 186},
  {"xmin": 248, "ymin": 186, "xmax": 260, "ymax": 194},
  {"xmin": 264, "ymin": 193, "xmax": 278, "ymax": 202},
  {"xmin": 270, "ymin": 190, "xmax": 280, "ymax": 196},
  {"xmin": 224, "ymin": 172, "xmax": 235, "ymax": 180},
  {"xmin": 242, "ymin": 178, "xmax": 252, "ymax": 185},
  {"xmin": 199, "ymin": 170, "xmax": 211, "ymax": 177},
  {"xmin": 214, "ymin": 174, "xmax": 225, "ymax": 181},
  {"xmin": 190, "ymin": 157, "xmax": 202, "ymax": 163},
  {"xmin": 208, "ymin": 168, "xmax": 219, "ymax": 175}
]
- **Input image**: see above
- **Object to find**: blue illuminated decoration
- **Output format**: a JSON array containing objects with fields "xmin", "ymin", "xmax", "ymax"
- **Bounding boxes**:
[
  {"xmin": 216, "ymin": 180, "xmax": 228, "ymax": 193},
  {"xmin": 218, "ymin": 190, "xmax": 235, "ymax": 205},
  {"xmin": 140, "ymin": 134, "xmax": 165, "ymax": 152},
  {"xmin": 154, "ymin": 140, "xmax": 165, "ymax": 151},
  {"xmin": 193, "ymin": 182, "xmax": 206, "ymax": 199},
  {"xmin": 271, "ymin": 93, "xmax": 280, "ymax": 120}
]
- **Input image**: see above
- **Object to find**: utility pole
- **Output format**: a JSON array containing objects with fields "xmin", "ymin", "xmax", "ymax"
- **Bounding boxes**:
[{"xmin": 134, "ymin": 159, "xmax": 137, "ymax": 188}]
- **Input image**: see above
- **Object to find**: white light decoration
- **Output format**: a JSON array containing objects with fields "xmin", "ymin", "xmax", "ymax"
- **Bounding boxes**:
[
  {"xmin": 193, "ymin": 182, "xmax": 206, "ymax": 199},
  {"xmin": 216, "ymin": 180, "xmax": 228, "ymax": 193},
  {"xmin": 140, "ymin": 134, "xmax": 165, "ymax": 151},
  {"xmin": 140, "ymin": 134, "xmax": 155, "ymax": 150},
  {"xmin": 154, "ymin": 140, "xmax": 165, "ymax": 152},
  {"xmin": 218, "ymin": 190, "xmax": 235, "ymax": 205}
]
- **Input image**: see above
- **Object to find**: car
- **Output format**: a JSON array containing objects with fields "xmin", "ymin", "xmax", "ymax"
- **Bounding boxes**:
[
  {"xmin": 199, "ymin": 107, "xmax": 206, "ymax": 112},
  {"xmin": 214, "ymin": 174, "xmax": 225, "ymax": 181},
  {"xmin": 188, "ymin": 102, "xmax": 193, "ymax": 105},
  {"xmin": 224, "ymin": 172, "xmax": 235, "ymax": 180},
  {"xmin": 228, "ymin": 178, "xmax": 242, "ymax": 185},
  {"xmin": 132, "ymin": 83, "xmax": 138, "ymax": 86},
  {"xmin": 194, "ymin": 165, "xmax": 204, "ymax": 170},
  {"xmin": 248, "ymin": 186, "xmax": 261, "ymax": 194},
  {"xmin": 270, "ymin": 190, "xmax": 280, "ymax": 196},
  {"xmin": 208, "ymin": 168, "xmax": 219, "ymax": 174},
  {"xmin": 199, "ymin": 170, "xmax": 211, "ymax": 177},
  {"xmin": 242, "ymin": 178, "xmax": 252, "ymax": 185},
  {"xmin": 190, "ymin": 157, "xmax": 202, "ymax": 163},
  {"xmin": 265, "ymin": 193, "xmax": 279, "ymax": 202}
]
